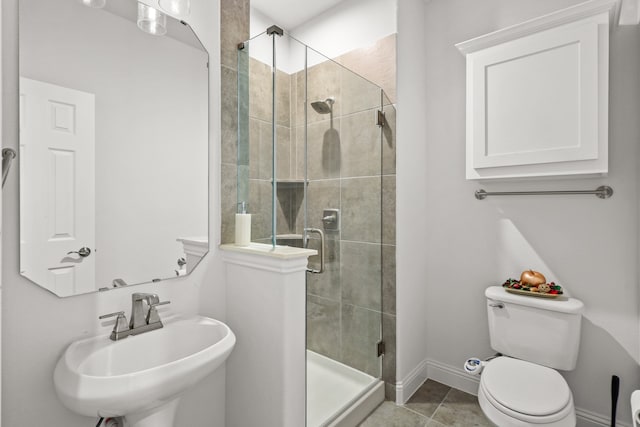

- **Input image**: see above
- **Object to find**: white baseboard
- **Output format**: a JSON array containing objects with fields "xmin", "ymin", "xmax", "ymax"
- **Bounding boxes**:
[
  {"xmin": 395, "ymin": 358, "xmax": 629, "ymax": 427},
  {"xmin": 575, "ymin": 407, "xmax": 631, "ymax": 427},
  {"xmin": 425, "ymin": 358, "xmax": 480, "ymax": 396},
  {"xmin": 395, "ymin": 359, "xmax": 428, "ymax": 404}
]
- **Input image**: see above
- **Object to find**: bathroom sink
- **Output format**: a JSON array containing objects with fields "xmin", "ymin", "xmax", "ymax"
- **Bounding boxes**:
[{"xmin": 54, "ymin": 315, "xmax": 235, "ymax": 426}]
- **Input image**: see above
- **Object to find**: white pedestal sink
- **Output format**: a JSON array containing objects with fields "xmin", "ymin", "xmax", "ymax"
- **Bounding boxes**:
[{"xmin": 54, "ymin": 315, "xmax": 235, "ymax": 427}]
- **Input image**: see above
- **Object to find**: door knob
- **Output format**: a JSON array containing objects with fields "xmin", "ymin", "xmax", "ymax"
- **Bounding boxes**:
[{"xmin": 67, "ymin": 247, "xmax": 91, "ymax": 257}]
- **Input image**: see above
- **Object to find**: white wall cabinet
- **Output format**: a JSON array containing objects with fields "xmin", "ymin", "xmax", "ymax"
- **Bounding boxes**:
[{"xmin": 456, "ymin": 0, "xmax": 617, "ymax": 180}]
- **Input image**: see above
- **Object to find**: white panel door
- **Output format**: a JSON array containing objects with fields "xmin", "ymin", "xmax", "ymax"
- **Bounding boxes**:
[{"xmin": 20, "ymin": 78, "xmax": 95, "ymax": 296}]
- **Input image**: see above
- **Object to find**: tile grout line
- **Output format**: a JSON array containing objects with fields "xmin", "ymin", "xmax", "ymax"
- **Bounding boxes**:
[
  {"xmin": 398, "ymin": 385, "xmax": 453, "ymax": 425},
  {"xmin": 427, "ymin": 388, "xmax": 453, "ymax": 426},
  {"xmin": 398, "ymin": 404, "xmax": 431, "ymax": 421}
]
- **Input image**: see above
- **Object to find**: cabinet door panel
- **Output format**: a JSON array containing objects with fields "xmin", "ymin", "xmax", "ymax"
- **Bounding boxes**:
[{"xmin": 457, "ymin": 2, "xmax": 612, "ymax": 180}]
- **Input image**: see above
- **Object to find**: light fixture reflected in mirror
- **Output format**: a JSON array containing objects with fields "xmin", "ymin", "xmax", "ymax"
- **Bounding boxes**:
[
  {"xmin": 137, "ymin": 3, "xmax": 167, "ymax": 36},
  {"xmin": 159, "ymin": 0, "xmax": 190, "ymax": 17},
  {"xmin": 80, "ymin": 0, "xmax": 106, "ymax": 8}
]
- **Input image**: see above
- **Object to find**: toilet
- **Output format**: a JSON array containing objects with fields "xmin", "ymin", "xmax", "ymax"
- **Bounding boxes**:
[{"xmin": 477, "ymin": 286, "xmax": 584, "ymax": 427}]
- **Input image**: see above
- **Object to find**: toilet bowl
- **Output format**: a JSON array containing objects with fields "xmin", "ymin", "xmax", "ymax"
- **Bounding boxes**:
[{"xmin": 478, "ymin": 357, "xmax": 576, "ymax": 427}]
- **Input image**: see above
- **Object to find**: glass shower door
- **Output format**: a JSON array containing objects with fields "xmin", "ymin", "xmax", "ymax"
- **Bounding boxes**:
[
  {"xmin": 237, "ymin": 31, "xmax": 390, "ymax": 426},
  {"xmin": 303, "ymin": 47, "xmax": 384, "ymax": 426}
]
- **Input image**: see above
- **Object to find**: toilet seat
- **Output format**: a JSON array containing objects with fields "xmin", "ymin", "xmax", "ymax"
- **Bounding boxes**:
[{"xmin": 479, "ymin": 357, "xmax": 575, "ymax": 426}]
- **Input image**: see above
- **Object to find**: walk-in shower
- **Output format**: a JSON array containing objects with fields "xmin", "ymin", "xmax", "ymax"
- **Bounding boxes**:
[{"xmin": 237, "ymin": 26, "xmax": 395, "ymax": 426}]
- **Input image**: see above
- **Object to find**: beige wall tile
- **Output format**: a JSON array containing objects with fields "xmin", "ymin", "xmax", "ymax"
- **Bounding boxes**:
[
  {"xmin": 220, "ymin": 0, "xmax": 249, "ymax": 70},
  {"xmin": 382, "ymin": 244, "xmax": 396, "ymax": 315},
  {"xmin": 341, "ymin": 241, "xmax": 382, "ymax": 310},
  {"xmin": 305, "ymin": 59, "xmax": 343, "ymax": 124},
  {"xmin": 303, "ymin": 119, "xmax": 342, "ymax": 180},
  {"xmin": 382, "ymin": 175, "xmax": 396, "ymax": 245},
  {"xmin": 221, "ymin": 163, "xmax": 238, "ymax": 244},
  {"xmin": 340, "ymin": 110, "xmax": 382, "ymax": 178},
  {"xmin": 336, "ymin": 34, "xmax": 397, "ymax": 103},
  {"xmin": 341, "ymin": 177, "xmax": 382, "ymax": 243},
  {"xmin": 382, "ymin": 105, "xmax": 396, "ymax": 175},
  {"xmin": 276, "ymin": 124, "xmax": 291, "ymax": 179},
  {"xmin": 248, "ymin": 179, "xmax": 273, "ymax": 240},
  {"xmin": 220, "ymin": 0, "xmax": 249, "ymax": 243},
  {"xmin": 221, "ymin": 66, "xmax": 238, "ymax": 165},
  {"xmin": 276, "ymin": 69, "xmax": 291, "ymax": 127},
  {"xmin": 340, "ymin": 68, "xmax": 381, "ymax": 117},
  {"xmin": 341, "ymin": 304, "xmax": 382, "ymax": 377},
  {"xmin": 249, "ymin": 58, "xmax": 272, "ymax": 122},
  {"xmin": 307, "ymin": 295, "xmax": 341, "ymax": 361}
]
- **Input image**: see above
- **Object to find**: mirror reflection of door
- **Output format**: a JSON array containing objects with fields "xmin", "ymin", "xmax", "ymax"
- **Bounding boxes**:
[
  {"xmin": 18, "ymin": 0, "xmax": 209, "ymax": 297},
  {"xmin": 20, "ymin": 78, "xmax": 96, "ymax": 296}
]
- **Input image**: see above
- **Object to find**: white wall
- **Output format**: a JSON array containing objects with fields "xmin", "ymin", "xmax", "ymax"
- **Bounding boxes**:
[
  {"xmin": 395, "ymin": 0, "xmax": 430, "ymax": 401},
  {"xmin": 250, "ymin": 5, "xmax": 273, "ymax": 38},
  {"xmin": 248, "ymin": 0, "xmax": 397, "ymax": 74},
  {"xmin": 288, "ymin": 0, "xmax": 396, "ymax": 60},
  {"xmin": 419, "ymin": 0, "xmax": 640, "ymax": 425},
  {"xmin": 20, "ymin": 0, "xmax": 208, "ymax": 289},
  {"xmin": 1, "ymin": 0, "xmax": 226, "ymax": 425}
]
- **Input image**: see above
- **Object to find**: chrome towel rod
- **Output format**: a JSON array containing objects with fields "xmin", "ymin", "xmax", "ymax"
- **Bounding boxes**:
[{"xmin": 475, "ymin": 185, "xmax": 613, "ymax": 200}]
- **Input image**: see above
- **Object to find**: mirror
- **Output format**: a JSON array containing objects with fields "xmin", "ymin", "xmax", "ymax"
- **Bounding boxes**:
[{"xmin": 18, "ymin": 0, "xmax": 209, "ymax": 297}]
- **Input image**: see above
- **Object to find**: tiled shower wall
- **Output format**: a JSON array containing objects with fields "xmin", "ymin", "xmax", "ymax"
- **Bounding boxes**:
[
  {"xmin": 220, "ymin": 4, "xmax": 397, "ymax": 399},
  {"xmin": 220, "ymin": 0, "xmax": 249, "ymax": 243}
]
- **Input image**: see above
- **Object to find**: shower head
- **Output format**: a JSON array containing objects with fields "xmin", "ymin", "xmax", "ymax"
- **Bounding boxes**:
[{"xmin": 311, "ymin": 97, "xmax": 335, "ymax": 114}]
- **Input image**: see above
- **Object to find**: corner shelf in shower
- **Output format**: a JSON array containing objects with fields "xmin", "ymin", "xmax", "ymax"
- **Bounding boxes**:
[
  {"xmin": 275, "ymin": 234, "xmax": 304, "ymax": 240},
  {"xmin": 273, "ymin": 179, "xmax": 308, "ymax": 189}
]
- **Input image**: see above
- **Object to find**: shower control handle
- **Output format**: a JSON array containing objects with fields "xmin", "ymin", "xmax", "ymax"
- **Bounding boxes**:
[{"xmin": 322, "ymin": 209, "xmax": 339, "ymax": 231}]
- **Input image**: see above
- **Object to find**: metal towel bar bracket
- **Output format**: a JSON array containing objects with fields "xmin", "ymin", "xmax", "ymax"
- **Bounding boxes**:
[
  {"xmin": 2, "ymin": 148, "xmax": 16, "ymax": 188},
  {"xmin": 475, "ymin": 185, "xmax": 613, "ymax": 200}
]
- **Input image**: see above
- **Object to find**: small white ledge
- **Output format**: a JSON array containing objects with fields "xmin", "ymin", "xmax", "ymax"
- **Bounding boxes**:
[
  {"xmin": 177, "ymin": 236, "xmax": 209, "ymax": 257},
  {"xmin": 219, "ymin": 243, "xmax": 316, "ymax": 260}
]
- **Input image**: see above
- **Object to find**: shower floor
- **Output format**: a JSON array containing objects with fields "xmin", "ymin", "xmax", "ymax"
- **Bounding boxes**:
[{"xmin": 307, "ymin": 350, "xmax": 382, "ymax": 427}]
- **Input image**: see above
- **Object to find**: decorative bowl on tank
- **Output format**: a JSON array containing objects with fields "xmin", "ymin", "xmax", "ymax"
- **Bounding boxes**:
[{"xmin": 501, "ymin": 276, "xmax": 563, "ymax": 298}]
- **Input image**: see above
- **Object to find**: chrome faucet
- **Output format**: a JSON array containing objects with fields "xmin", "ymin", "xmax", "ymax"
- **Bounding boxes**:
[
  {"xmin": 130, "ymin": 293, "xmax": 160, "ymax": 329},
  {"xmin": 99, "ymin": 293, "xmax": 170, "ymax": 341}
]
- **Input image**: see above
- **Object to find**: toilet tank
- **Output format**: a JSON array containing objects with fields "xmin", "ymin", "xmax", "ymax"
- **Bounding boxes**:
[{"xmin": 485, "ymin": 286, "xmax": 584, "ymax": 371}]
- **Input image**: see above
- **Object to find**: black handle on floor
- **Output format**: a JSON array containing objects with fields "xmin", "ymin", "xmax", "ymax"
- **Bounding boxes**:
[{"xmin": 611, "ymin": 375, "xmax": 620, "ymax": 427}]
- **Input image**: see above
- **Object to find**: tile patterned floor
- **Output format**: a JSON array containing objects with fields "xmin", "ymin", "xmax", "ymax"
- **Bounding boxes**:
[{"xmin": 359, "ymin": 380, "xmax": 493, "ymax": 427}]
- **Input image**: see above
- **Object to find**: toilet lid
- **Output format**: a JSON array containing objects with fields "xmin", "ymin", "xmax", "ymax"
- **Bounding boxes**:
[{"xmin": 482, "ymin": 357, "xmax": 571, "ymax": 417}]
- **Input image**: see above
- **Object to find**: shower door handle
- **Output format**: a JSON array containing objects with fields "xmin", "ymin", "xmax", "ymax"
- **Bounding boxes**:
[{"xmin": 304, "ymin": 228, "xmax": 325, "ymax": 274}]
